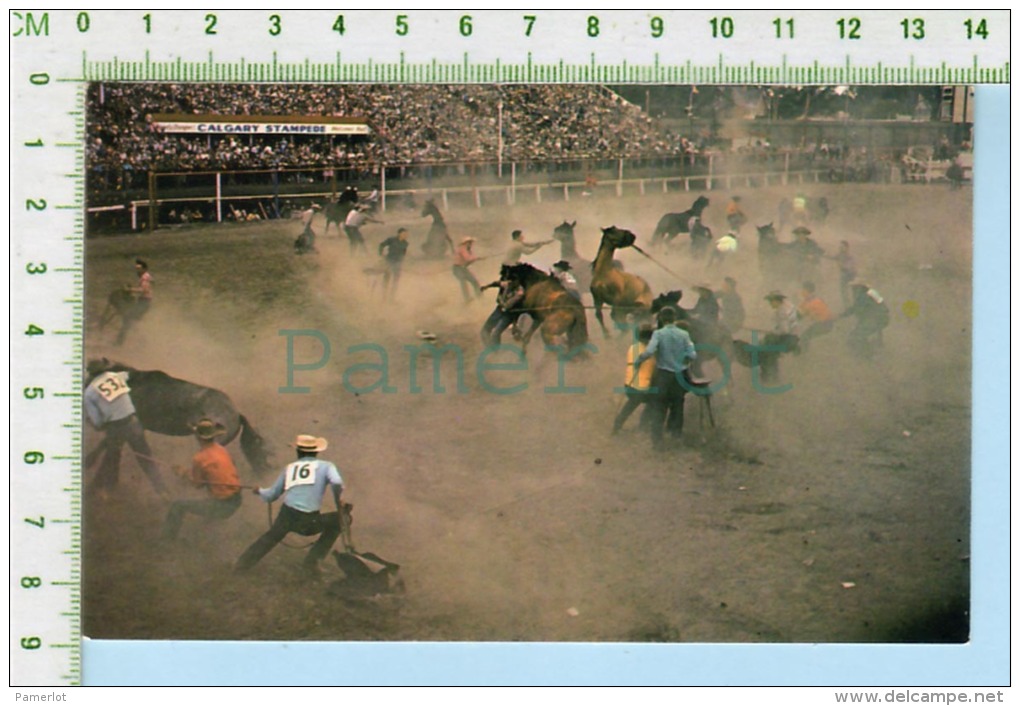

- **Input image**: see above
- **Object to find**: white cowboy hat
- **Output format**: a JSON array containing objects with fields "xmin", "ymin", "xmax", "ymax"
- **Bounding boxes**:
[{"xmin": 293, "ymin": 434, "xmax": 328, "ymax": 452}]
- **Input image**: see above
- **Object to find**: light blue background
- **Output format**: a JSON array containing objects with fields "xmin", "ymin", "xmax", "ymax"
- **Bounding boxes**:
[{"xmin": 83, "ymin": 86, "xmax": 1010, "ymax": 686}]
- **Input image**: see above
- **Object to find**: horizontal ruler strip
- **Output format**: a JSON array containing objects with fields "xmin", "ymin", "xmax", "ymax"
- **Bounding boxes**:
[{"xmin": 80, "ymin": 52, "xmax": 1009, "ymax": 84}]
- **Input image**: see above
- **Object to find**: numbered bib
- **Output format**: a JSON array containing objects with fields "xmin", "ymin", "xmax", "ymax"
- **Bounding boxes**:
[
  {"xmin": 92, "ymin": 372, "xmax": 130, "ymax": 402},
  {"xmin": 284, "ymin": 462, "xmax": 317, "ymax": 490}
]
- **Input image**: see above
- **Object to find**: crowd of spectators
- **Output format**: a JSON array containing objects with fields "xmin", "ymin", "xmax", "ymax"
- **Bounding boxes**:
[{"xmin": 86, "ymin": 83, "xmax": 690, "ymax": 199}]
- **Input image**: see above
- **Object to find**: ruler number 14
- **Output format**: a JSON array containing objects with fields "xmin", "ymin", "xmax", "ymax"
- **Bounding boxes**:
[{"xmin": 964, "ymin": 19, "xmax": 989, "ymax": 39}]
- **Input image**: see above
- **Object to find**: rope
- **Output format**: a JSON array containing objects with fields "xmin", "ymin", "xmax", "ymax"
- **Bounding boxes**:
[{"xmin": 630, "ymin": 244, "xmax": 685, "ymax": 280}]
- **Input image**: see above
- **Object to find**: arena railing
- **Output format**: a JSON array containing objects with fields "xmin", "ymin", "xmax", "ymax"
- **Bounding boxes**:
[{"xmin": 83, "ymin": 150, "xmax": 929, "ymax": 234}]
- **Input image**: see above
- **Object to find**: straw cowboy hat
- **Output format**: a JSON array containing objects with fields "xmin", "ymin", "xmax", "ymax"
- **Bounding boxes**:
[
  {"xmin": 459, "ymin": 236, "xmax": 476, "ymax": 245},
  {"xmin": 292, "ymin": 434, "xmax": 328, "ymax": 453},
  {"xmin": 792, "ymin": 226, "xmax": 812, "ymax": 236},
  {"xmin": 192, "ymin": 418, "xmax": 227, "ymax": 440},
  {"xmin": 764, "ymin": 290, "xmax": 787, "ymax": 301}
]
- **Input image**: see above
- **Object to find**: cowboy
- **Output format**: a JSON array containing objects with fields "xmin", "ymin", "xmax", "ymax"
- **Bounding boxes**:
[
  {"xmin": 633, "ymin": 306, "xmax": 698, "ymax": 449},
  {"xmin": 161, "ymin": 418, "xmax": 243, "ymax": 541},
  {"xmin": 612, "ymin": 324, "xmax": 657, "ymax": 434},
  {"xmin": 502, "ymin": 229, "xmax": 552, "ymax": 266},
  {"xmin": 707, "ymin": 230, "xmax": 737, "ymax": 269},
  {"xmin": 758, "ymin": 291, "xmax": 801, "ymax": 380},
  {"xmin": 765, "ymin": 290, "xmax": 799, "ymax": 336},
  {"xmin": 796, "ymin": 281, "xmax": 835, "ymax": 353},
  {"xmin": 295, "ymin": 203, "xmax": 322, "ymax": 255},
  {"xmin": 791, "ymin": 226, "xmax": 824, "ymax": 261},
  {"xmin": 344, "ymin": 204, "xmax": 381, "ymax": 256},
  {"xmin": 551, "ymin": 260, "xmax": 581, "ymax": 301},
  {"xmin": 832, "ymin": 240, "xmax": 858, "ymax": 308},
  {"xmin": 480, "ymin": 270, "xmax": 526, "ymax": 346},
  {"xmin": 452, "ymin": 236, "xmax": 482, "ymax": 303},
  {"xmin": 235, "ymin": 434, "xmax": 344, "ymax": 578},
  {"xmin": 725, "ymin": 195, "xmax": 747, "ymax": 232},
  {"xmin": 690, "ymin": 284, "xmax": 720, "ymax": 324},
  {"xmin": 84, "ymin": 358, "xmax": 167, "ymax": 498},
  {"xmin": 841, "ymin": 283, "xmax": 890, "ymax": 358},
  {"xmin": 718, "ymin": 276, "xmax": 745, "ymax": 333},
  {"xmin": 116, "ymin": 258, "xmax": 153, "ymax": 345},
  {"xmin": 377, "ymin": 228, "xmax": 410, "ymax": 300}
]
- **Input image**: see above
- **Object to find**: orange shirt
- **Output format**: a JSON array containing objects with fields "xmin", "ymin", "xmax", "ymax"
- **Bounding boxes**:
[
  {"xmin": 188, "ymin": 443, "xmax": 241, "ymax": 499},
  {"xmin": 799, "ymin": 295, "xmax": 834, "ymax": 323},
  {"xmin": 625, "ymin": 342, "xmax": 657, "ymax": 391}
]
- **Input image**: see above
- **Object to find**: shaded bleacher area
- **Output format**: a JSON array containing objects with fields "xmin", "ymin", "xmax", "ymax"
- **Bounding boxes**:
[{"xmin": 86, "ymin": 83, "xmax": 691, "ymax": 198}]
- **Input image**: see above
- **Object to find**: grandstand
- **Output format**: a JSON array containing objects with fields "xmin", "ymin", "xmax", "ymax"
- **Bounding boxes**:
[{"xmin": 86, "ymin": 83, "xmax": 687, "ymax": 203}]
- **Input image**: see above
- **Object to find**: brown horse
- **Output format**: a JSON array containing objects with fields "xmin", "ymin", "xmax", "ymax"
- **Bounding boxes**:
[
  {"xmin": 590, "ymin": 226, "xmax": 654, "ymax": 337},
  {"xmin": 502, "ymin": 263, "xmax": 590, "ymax": 355}
]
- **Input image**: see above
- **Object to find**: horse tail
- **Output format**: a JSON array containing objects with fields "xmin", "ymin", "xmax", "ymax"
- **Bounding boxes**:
[{"xmin": 239, "ymin": 414, "xmax": 273, "ymax": 476}]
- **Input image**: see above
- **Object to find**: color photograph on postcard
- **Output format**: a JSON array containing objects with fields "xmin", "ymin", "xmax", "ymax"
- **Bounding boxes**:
[{"xmin": 81, "ymin": 82, "xmax": 973, "ymax": 643}]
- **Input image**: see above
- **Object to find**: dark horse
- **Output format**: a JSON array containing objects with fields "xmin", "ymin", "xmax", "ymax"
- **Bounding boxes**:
[
  {"xmin": 501, "ymin": 263, "xmax": 590, "ymax": 356},
  {"xmin": 651, "ymin": 291, "xmax": 797, "ymax": 385},
  {"xmin": 324, "ymin": 198, "xmax": 357, "ymax": 236},
  {"xmin": 90, "ymin": 363, "xmax": 274, "ymax": 476},
  {"xmin": 421, "ymin": 199, "xmax": 454, "ymax": 259},
  {"xmin": 650, "ymin": 291, "xmax": 732, "ymax": 379},
  {"xmin": 650, "ymin": 195, "xmax": 710, "ymax": 251},
  {"xmin": 550, "ymin": 220, "xmax": 592, "ymax": 293}
]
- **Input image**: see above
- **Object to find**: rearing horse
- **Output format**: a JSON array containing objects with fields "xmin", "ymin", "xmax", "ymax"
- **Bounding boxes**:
[
  {"xmin": 590, "ymin": 226, "xmax": 654, "ymax": 337},
  {"xmin": 651, "ymin": 195, "xmax": 710, "ymax": 251},
  {"xmin": 421, "ymin": 199, "xmax": 454, "ymax": 259},
  {"xmin": 502, "ymin": 263, "xmax": 590, "ymax": 355}
]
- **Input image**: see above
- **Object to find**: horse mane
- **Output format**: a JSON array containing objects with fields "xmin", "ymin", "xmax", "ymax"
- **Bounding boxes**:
[{"xmin": 505, "ymin": 262, "xmax": 552, "ymax": 286}]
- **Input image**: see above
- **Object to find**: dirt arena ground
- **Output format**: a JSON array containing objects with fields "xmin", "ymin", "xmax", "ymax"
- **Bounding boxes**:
[{"xmin": 83, "ymin": 182, "xmax": 971, "ymax": 643}]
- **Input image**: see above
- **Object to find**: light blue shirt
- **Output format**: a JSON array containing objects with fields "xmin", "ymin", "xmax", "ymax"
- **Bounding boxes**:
[
  {"xmin": 259, "ymin": 456, "xmax": 343, "ymax": 513},
  {"xmin": 84, "ymin": 371, "xmax": 136, "ymax": 428},
  {"xmin": 635, "ymin": 324, "xmax": 697, "ymax": 374}
]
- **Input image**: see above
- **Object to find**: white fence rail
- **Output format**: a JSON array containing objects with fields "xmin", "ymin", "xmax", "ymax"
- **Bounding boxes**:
[{"xmin": 89, "ymin": 164, "xmax": 840, "ymax": 232}]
